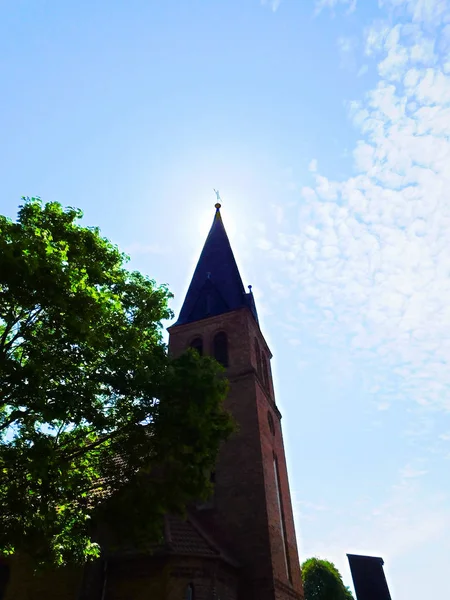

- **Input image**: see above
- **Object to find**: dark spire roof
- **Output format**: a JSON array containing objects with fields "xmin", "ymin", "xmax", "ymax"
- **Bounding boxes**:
[{"xmin": 175, "ymin": 204, "xmax": 259, "ymax": 326}]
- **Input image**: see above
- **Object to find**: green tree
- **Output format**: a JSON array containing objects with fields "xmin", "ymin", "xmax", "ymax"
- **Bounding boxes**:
[
  {"xmin": 0, "ymin": 198, "xmax": 233, "ymax": 567},
  {"xmin": 302, "ymin": 558, "xmax": 354, "ymax": 600}
]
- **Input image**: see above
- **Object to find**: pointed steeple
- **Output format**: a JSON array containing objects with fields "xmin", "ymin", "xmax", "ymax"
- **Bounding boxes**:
[{"xmin": 175, "ymin": 203, "xmax": 258, "ymax": 326}]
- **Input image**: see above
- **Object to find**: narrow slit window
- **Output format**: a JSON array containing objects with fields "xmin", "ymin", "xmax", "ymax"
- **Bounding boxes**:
[
  {"xmin": 254, "ymin": 338, "xmax": 262, "ymax": 377},
  {"xmin": 213, "ymin": 332, "xmax": 228, "ymax": 367},
  {"xmin": 185, "ymin": 583, "xmax": 194, "ymax": 600},
  {"xmin": 262, "ymin": 354, "xmax": 270, "ymax": 391},
  {"xmin": 273, "ymin": 455, "xmax": 292, "ymax": 582},
  {"xmin": 268, "ymin": 411, "xmax": 275, "ymax": 436}
]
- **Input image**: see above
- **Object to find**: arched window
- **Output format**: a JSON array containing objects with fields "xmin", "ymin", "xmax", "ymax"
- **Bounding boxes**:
[
  {"xmin": 262, "ymin": 354, "xmax": 270, "ymax": 390},
  {"xmin": 213, "ymin": 332, "xmax": 228, "ymax": 367},
  {"xmin": 267, "ymin": 411, "xmax": 275, "ymax": 436},
  {"xmin": 189, "ymin": 337, "xmax": 203, "ymax": 356},
  {"xmin": 185, "ymin": 583, "xmax": 194, "ymax": 600},
  {"xmin": 254, "ymin": 338, "xmax": 262, "ymax": 377}
]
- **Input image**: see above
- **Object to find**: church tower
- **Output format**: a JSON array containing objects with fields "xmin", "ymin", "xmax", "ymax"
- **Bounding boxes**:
[{"xmin": 168, "ymin": 203, "xmax": 303, "ymax": 600}]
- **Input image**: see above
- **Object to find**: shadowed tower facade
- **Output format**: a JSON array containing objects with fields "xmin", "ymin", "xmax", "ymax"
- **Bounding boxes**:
[
  {"xmin": 0, "ymin": 203, "xmax": 304, "ymax": 600},
  {"xmin": 168, "ymin": 203, "xmax": 304, "ymax": 600}
]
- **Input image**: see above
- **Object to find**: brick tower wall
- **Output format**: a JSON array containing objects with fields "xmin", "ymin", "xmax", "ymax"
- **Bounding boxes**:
[
  {"xmin": 168, "ymin": 307, "xmax": 303, "ymax": 600},
  {"xmin": 246, "ymin": 313, "xmax": 303, "ymax": 594}
]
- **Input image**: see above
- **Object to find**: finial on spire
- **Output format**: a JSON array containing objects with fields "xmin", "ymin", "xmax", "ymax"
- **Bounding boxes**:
[
  {"xmin": 213, "ymin": 188, "xmax": 221, "ymax": 210},
  {"xmin": 248, "ymin": 285, "xmax": 253, "ymax": 293}
]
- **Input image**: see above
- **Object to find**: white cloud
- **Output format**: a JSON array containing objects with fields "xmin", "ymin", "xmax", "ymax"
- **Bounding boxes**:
[
  {"xmin": 314, "ymin": 0, "xmax": 357, "ymax": 15},
  {"xmin": 124, "ymin": 242, "xmax": 165, "ymax": 256},
  {"xmin": 308, "ymin": 159, "xmax": 318, "ymax": 172},
  {"xmin": 258, "ymin": 0, "xmax": 450, "ymax": 418},
  {"xmin": 365, "ymin": 24, "xmax": 390, "ymax": 56},
  {"xmin": 357, "ymin": 64, "xmax": 369, "ymax": 76},
  {"xmin": 399, "ymin": 463, "xmax": 428, "ymax": 478},
  {"xmin": 337, "ymin": 36, "xmax": 359, "ymax": 70},
  {"xmin": 365, "ymin": 22, "xmax": 436, "ymax": 81},
  {"xmin": 376, "ymin": 401, "xmax": 390, "ymax": 410},
  {"xmin": 337, "ymin": 36, "xmax": 354, "ymax": 54},
  {"xmin": 264, "ymin": 3, "xmax": 450, "ymax": 597},
  {"xmin": 380, "ymin": 0, "xmax": 448, "ymax": 24},
  {"xmin": 261, "ymin": 0, "xmax": 281, "ymax": 12}
]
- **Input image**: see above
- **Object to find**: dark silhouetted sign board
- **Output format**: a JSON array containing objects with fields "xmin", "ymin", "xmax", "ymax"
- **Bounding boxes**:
[{"xmin": 347, "ymin": 554, "xmax": 392, "ymax": 600}]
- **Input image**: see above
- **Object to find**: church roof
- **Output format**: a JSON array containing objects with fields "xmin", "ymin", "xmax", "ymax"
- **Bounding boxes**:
[
  {"xmin": 165, "ymin": 513, "xmax": 239, "ymax": 566},
  {"xmin": 110, "ymin": 512, "xmax": 239, "ymax": 568},
  {"xmin": 174, "ymin": 203, "xmax": 258, "ymax": 326}
]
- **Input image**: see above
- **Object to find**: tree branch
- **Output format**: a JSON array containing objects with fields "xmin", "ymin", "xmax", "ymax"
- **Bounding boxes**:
[
  {"xmin": 3, "ymin": 306, "xmax": 44, "ymax": 355},
  {"xmin": 61, "ymin": 421, "xmax": 146, "ymax": 463},
  {"xmin": 0, "ymin": 410, "xmax": 24, "ymax": 433},
  {"xmin": 0, "ymin": 312, "xmax": 20, "ymax": 353}
]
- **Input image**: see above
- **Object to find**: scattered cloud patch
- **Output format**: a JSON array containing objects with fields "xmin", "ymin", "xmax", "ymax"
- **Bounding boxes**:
[
  {"xmin": 337, "ymin": 36, "xmax": 354, "ymax": 54},
  {"xmin": 268, "ymin": 2, "xmax": 450, "ymax": 595},
  {"xmin": 380, "ymin": 0, "xmax": 448, "ymax": 24},
  {"xmin": 357, "ymin": 64, "xmax": 369, "ymax": 76},
  {"xmin": 261, "ymin": 0, "xmax": 282, "ymax": 12},
  {"xmin": 376, "ymin": 401, "xmax": 390, "ymax": 411},
  {"xmin": 400, "ymin": 463, "xmax": 428, "ymax": 479},
  {"xmin": 123, "ymin": 242, "xmax": 165, "ymax": 256},
  {"xmin": 337, "ymin": 36, "xmax": 359, "ymax": 70},
  {"xmin": 314, "ymin": 0, "xmax": 357, "ymax": 16},
  {"xmin": 258, "ymin": 0, "xmax": 450, "ymax": 420},
  {"xmin": 308, "ymin": 159, "xmax": 318, "ymax": 172}
]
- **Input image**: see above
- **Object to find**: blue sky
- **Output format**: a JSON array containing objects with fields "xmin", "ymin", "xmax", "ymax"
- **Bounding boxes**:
[{"xmin": 1, "ymin": 0, "xmax": 450, "ymax": 597}]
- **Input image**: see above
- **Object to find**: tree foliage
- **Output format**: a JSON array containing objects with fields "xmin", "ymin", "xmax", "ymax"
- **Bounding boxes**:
[
  {"xmin": 0, "ymin": 198, "xmax": 233, "ymax": 567},
  {"xmin": 302, "ymin": 558, "xmax": 354, "ymax": 600}
]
